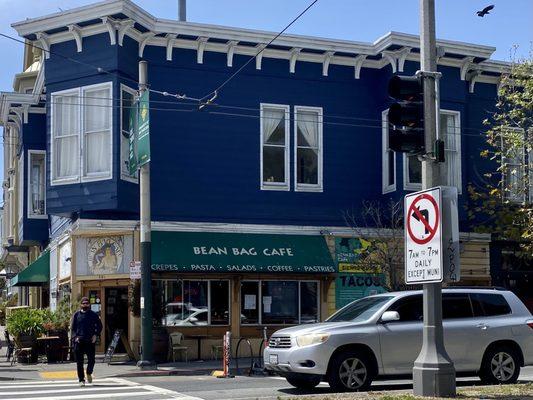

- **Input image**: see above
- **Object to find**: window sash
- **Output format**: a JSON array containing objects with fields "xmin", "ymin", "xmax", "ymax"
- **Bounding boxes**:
[
  {"xmin": 382, "ymin": 109, "xmax": 396, "ymax": 193},
  {"xmin": 27, "ymin": 151, "xmax": 46, "ymax": 219},
  {"xmin": 261, "ymin": 104, "xmax": 290, "ymax": 190},
  {"xmin": 120, "ymin": 85, "xmax": 138, "ymax": 182},
  {"xmin": 294, "ymin": 106, "xmax": 323, "ymax": 191},
  {"xmin": 501, "ymin": 131, "xmax": 526, "ymax": 202}
]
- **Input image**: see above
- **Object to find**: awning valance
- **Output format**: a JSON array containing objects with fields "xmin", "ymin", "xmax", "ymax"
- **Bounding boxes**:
[
  {"xmin": 11, "ymin": 250, "xmax": 50, "ymax": 286},
  {"xmin": 151, "ymin": 231, "xmax": 336, "ymax": 274}
]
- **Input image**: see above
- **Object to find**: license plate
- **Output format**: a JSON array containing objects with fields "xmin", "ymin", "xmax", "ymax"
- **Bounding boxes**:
[{"xmin": 269, "ymin": 354, "xmax": 278, "ymax": 365}]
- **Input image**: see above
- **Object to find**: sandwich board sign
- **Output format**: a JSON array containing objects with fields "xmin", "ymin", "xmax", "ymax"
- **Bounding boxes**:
[{"xmin": 405, "ymin": 187, "xmax": 443, "ymax": 284}]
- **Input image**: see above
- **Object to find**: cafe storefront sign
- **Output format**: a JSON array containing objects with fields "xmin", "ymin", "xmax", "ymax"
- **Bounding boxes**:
[{"xmin": 151, "ymin": 231, "xmax": 336, "ymax": 273}]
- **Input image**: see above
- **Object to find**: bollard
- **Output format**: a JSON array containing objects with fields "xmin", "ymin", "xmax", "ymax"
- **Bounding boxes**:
[{"xmin": 215, "ymin": 331, "xmax": 234, "ymax": 378}]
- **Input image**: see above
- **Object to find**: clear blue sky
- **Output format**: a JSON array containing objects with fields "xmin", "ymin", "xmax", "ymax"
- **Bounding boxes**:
[{"xmin": 0, "ymin": 0, "xmax": 531, "ymax": 183}]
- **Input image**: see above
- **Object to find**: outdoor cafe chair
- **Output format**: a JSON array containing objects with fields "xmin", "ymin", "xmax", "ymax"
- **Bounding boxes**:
[{"xmin": 169, "ymin": 332, "xmax": 188, "ymax": 362}]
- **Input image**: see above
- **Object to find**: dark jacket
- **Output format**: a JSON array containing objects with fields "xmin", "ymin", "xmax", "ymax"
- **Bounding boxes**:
[{"xmin": 71, "ymin": 310, "xmax": 103, "ymax": 343}]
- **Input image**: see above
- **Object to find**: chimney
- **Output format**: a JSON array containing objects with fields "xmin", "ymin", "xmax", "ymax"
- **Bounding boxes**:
[{"xmin": 179, "ymin": 0, "xmax": 186, "ymax": 22}]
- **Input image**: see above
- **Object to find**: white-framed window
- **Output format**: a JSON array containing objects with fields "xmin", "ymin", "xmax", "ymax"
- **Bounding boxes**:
[
  {"xmin": 120, "ymin": 84, "xmax": 138, "ymax": 182},
  {"xmin": 260, "ymin": 103, "xmax": 290, "ymax": 191},
  {"xmin": 241, "ymin": 280, "xmax": 320, "ymax": 325},
  {"xmin": 27, "ymin": 150, "xmax": 46, "ymax": 219},
  {"xmin": 51, "ymin": 82, "xmax": 112, "ymax": 185},
  {"xmin": 501, "ymin": 128, "xmax": 526, "ymax": 203},
  {"xmin": 294, "ymin": 106, "xmax": 323, "ymax": 192},
  {"xmin": 403, "ymin": 110, "xmax": 461, "ymax": 192},
  {"xmin": 382, "ymin": 109, "xmax": 396, "ymax": 193},
  {"xmin": 17, "ymin": 154, "xmax": 24, "ymax": 222}
]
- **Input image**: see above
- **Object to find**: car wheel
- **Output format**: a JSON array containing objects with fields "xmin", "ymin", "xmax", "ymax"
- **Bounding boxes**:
[
  {"xmin": 327, "ymin": 350, "xmax": 373, "ymax": 392},
  {"xmin": 479, "ymin": 346, "xmax": 521, "ymax": 385},
  {"xmin": 285, "ymin": 375, "xmax": 321, "ymax": 390}
]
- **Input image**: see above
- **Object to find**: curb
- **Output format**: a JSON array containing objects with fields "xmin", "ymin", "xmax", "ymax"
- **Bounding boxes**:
[{"xmin": 110, "ymin": 368, "xmax": 217, "ymax": 378}]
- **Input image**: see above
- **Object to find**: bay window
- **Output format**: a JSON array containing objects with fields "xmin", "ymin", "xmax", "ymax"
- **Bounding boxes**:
[
  {"xmin": 501, "ymin": 128, "xmax": 526, "ymax": 202},
  {"xmin": 403, "ymin": 110, "xmax": 461, "ymax": 192},
  {"xmin": 120, "ymin": 85, "xmax": 138, "ymax": 182},
  {"xmin": 28, "ymin": 150, "xmax": 46, "ymax": 218},
  {"xmin": 51, "ymin": 82, "xmax": 112, "ymax": 185},
  {"xmin": 295, "ymin": 106, "xmax": 323, "ymax": 191},
  {"xmin": 261, "ymin": 104, "xmax": 290, "ymax": 190}
]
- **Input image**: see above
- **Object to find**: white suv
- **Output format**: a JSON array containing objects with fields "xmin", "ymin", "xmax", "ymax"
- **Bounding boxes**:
[{"xmin": 264, "ymin": 288, "xmax": 533, "ymax": 391}]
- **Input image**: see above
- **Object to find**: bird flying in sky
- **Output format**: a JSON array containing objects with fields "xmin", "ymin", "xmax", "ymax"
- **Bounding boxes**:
[{"xmin": 477, "ymin": 5, "xmax": 494, "ymax": 17}]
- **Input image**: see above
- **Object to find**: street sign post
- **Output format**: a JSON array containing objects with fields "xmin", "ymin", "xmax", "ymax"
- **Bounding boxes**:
[
  {"xmin": 441, "ymin": 186, "xmax": 460, "ymax": 283},
  {"xmin": 405, "ymin": 187, "xmax": 443, "ymax": 284}
]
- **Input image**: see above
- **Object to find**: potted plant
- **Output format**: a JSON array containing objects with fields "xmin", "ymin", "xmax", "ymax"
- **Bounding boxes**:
[
  {"xmin": 5, "ymin": 307, "xmax": 46, "ymax": 363},
  {"xmin": 43, "ymin": 297, "xmax": 72, "ymax": 362}
]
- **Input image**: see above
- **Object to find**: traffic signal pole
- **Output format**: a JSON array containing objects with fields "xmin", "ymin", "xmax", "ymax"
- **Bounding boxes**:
[
  {"xmin": 412, "ymin": 0, "xmax": 456, "ymax": 396},
  {"xmin": 137, "ymin": 60, "xmax": 155, "ymax": 369}
]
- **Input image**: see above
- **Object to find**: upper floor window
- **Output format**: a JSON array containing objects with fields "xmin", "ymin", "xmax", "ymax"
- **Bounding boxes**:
[
  {"xmin": 51, "ymin": 82, "xmax": 112, "ymax": 185},
  {"xmin": 17, "ymin": 154, "xmax": 24, "ymax": 222},
  {"xmin": 382, "ymin": 110, "xmax": 396, "ymax": 193},
  {"xmin": 294, "ymin": 106, "xmax": 323, "ymax": 192},
  {"xmin": 261, "ymin": 104, "xmax": 289, "ymax": 190},
  {"xmin": 120, "ymin": 85, "xmax": 138, "ymax": 182},
  {"xmin": 28, "ymin": 150, "xmax": 46, "ymax": 219},
  {"xmin": 501, "ymin": 128, "xmax": 529, "ymax": 203},
  {"xmin": 403, "ymin": 110, "xmax": 461, "ymax": 192}
]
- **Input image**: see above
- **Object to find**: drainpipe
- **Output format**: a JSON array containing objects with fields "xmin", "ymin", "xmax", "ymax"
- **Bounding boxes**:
[{"xmin": 179, "ymin": 0, "xmax": 186, "ymax": 21}]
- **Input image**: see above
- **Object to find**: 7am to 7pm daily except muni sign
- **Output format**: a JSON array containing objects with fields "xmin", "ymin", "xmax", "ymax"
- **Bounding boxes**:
[
  {"xmin": 404, "ymin": 187, "xmax": 443, "ymax": 284},
  {"xmin": 128, "ymin": 90, "xmax": 150, "ymax": 174}
]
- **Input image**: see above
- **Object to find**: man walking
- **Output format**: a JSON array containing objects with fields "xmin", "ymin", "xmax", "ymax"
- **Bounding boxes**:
[{"xmin": 71, "ymin": 297, "xmax": 102, "ymax": 387}]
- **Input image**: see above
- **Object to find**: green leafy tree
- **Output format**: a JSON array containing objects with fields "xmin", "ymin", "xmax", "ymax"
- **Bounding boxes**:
[{"xmin": 468, "ymin": 53, "xmax": 532, "ymax": 254}]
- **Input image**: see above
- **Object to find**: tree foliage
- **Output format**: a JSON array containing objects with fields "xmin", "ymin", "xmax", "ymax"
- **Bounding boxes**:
[{"xmin": 468, "ymin": 53, "xmax": 532, "ymax": 253}]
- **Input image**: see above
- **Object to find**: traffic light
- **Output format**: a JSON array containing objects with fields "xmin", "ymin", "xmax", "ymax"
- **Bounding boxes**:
[{"xmin": 387, "ymin": 75, "xmax": 425, "ymax": 154}]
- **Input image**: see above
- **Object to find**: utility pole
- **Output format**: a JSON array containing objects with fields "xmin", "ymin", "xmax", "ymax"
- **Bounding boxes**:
[
  {"xmin": 137, "ymin": 60, "xmax": 154, "ymax": 369},
  {"xmin": 412, "ymin": 0, "xmax": 456, "ymax": 396}
]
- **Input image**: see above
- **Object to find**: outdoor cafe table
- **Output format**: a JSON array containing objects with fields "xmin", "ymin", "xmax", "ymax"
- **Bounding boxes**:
[
  {"xmin": 36, "ymin": 336, "xmax": 60, "ymax": 362},
  {"xmin": 186, "ymin": 334, "xmax": 211, "ymax": 361}
]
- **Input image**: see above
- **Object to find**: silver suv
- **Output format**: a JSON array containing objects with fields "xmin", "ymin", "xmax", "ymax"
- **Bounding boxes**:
[{"xmin": 264, "ymin": 288, "xmax": 533, "ymax": 391}]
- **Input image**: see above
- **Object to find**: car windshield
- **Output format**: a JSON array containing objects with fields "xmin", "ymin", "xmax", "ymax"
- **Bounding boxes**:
[{"xmin": 326, "ymin": 296, "xmax": 394, "ymax": 322}]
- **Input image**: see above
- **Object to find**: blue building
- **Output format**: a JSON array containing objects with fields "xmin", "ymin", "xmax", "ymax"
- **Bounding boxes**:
[{"xmin": 2, "ymin": 0, "xmax": 507, "ymax": 356}]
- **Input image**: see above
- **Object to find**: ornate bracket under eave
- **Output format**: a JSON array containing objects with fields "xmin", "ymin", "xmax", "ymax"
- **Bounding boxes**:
[
  {"xmin": 382, "ymin": 47, "xmax": 412, "ymax": 74},
  {"xmin": 8, "ymin": 114, "xmax": 21, "ymax": 132},
  {"xmin": 289, "ymin": 48, "xmax": 301, "ymax": 74},
  {"xmin": 226, "ymin": 41, "xmax": 238, "ymax": 67},
  {"xmin": 67, "ymin": 25, "xmax": 83, "ymax": 52},
  {"xmin": 101, "ymin": 17, "xmax": 117, "ymax": 45},
  {"xmin": 166, "ymin": 34, "xmax": 177, "ymax": 61},
  {"xmin": 197, "ymin": 37, "xmax": 208, "ymax": 64},
  {"xmin": 117, "ymin": 20, "xmax": 135, "ymax": 46},
  {"xmin": 11, "ymin": 106, "xmax": 29, "ymax": 124},
  {"xmin": 353, "ymin": 54, "xmax": 367, "ymax": 79},
  {"xmin": 138, "ymin": 32, "xmax": 155, "ymax": 58},
  {"xmin": 322, "ymin": 51, "xmax": 334, "ymax": 77},
  {"xmin": 255, "ymin": 44, "xmax": 266, "ymax": 70},
  {"xmin": 460, "ymin": 56, "xmax": 475, "ymax": 81},
  {"xmin": 35, "ymin": 32, "xmax": 50, "ymax": 59},
  {"xmin": 467, "ymin": 68, "xmax": 481, "ymax": 93}
]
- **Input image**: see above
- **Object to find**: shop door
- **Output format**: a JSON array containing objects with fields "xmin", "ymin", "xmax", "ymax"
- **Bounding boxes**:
[
  {"xmin": 104, "ymin": 287, "xmax": 129, "ymax": 353},
  {"xmin": 84, "ymin": 289, "xmax": 104, "ymax": 353}
]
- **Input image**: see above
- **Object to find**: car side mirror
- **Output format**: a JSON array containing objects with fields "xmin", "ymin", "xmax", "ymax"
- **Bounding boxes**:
[
  {"xmin": 189, "ymin": 317, "xmax": 198, "ymax": 323},
  {"xmin": 380, "ymin": 311, "xmax": 400, "ymax": 323}
]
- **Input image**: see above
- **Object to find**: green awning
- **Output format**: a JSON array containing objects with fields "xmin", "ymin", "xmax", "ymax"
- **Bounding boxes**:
[
  {"xmin": 152, "ymin": 231, "xmax": 336, "ymax": 273},
  {"xmin": 12, "ymin": 250, "xmax": 50, "ymax": 286}
]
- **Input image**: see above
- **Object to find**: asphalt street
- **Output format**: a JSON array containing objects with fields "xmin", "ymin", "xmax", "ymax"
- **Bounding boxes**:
[{"xmin": 0, "ymin": 367, "xmax": 531, "ymax": 399}]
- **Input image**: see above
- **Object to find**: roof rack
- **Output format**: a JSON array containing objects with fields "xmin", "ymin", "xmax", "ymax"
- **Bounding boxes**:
[{"xmin": 444, "ymin": 286, "xmax": 507, "ymax": 291}]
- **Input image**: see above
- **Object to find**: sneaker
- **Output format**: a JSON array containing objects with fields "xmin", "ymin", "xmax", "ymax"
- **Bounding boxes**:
[
  {"xmin": 87, "ymin": 374, "xmax": 93, "ymax": 384},
  {"xmin": 79, "ymin": 381, "xmax": 85, "ymax": 387}
]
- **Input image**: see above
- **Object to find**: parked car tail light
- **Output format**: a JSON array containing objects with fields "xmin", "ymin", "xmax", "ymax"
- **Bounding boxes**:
[{"xmin": 527, "ymin": 319, "xmax": 533, "ymax": 329}]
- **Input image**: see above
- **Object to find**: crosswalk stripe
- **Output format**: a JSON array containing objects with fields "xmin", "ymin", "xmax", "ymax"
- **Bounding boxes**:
[
  {"xmin": 0, "ymin": 378, "xmax": 132, "ymax": 386},
  {"xmin": 0, "ymin": 391, "xmax": 165, "ymax": 400},
  {"xmin": 0, "ymin": 384, "xmax": 142, "ymax": 396}
]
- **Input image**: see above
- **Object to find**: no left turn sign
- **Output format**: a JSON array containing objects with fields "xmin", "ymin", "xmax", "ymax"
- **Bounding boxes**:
[{"xmin": 405, "ymin": 187, "xmax": 443, "ymax": 284}]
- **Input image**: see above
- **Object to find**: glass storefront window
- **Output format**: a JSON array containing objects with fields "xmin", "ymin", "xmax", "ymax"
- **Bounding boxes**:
[
  {"xmin": 261, "ymin": 281, "xmax": 299, "ymax": 324},
  {"xmin": 241, "ymin": 281, "xmax": 259, "ymax": 324},
  {"xmin": 300, "ymin": 281, "xmax": 319, "ymax": 323},
  {"xmin": 155, "ymin": 280, "xmax": 228, "ymax": 326},
  {"xmin": 211, "ymin": 281, "xmax": 230, "ymax": 325}
]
